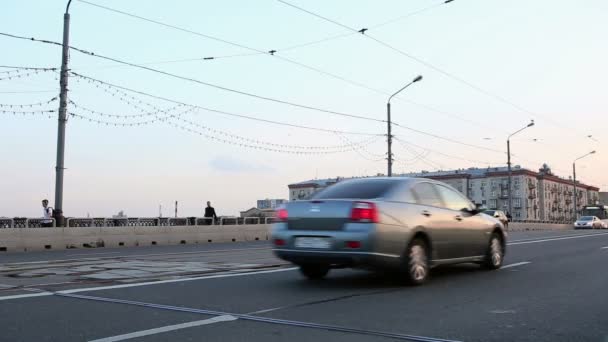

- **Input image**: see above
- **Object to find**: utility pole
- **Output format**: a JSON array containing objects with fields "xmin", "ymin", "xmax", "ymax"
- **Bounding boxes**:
[
  {"xmin": 386, "ymin": 75, "xmax": 423, "ymax": 177},
  {"xmin": 175, "ymin": 201, "xmax": 178, "ymax": 218},
  {"xmin": 53, "ymin": 0, "xmax": 73, "ymax": 227},
  {"xmin": 573, "ymin": 151, "xmax": 596, "ymax": 219},
  {"xmin": 506, "ymin": 120, "xmax": 534, "ymax": 218},
  {"xmin": 386, "ymin": 102, "xmax": 392, "ymax": 176},
  {"xmin": 572, "ymin": 162, "xmax": 577, "ymax": 220}
]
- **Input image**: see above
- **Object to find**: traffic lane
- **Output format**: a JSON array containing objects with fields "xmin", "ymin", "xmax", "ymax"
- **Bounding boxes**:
[
  {"xmin": 2, "ymin": 229, "xmax": 598, "ymax": 264},
  {"xmin": 0, "ymin": 295, "xmax": 208, "ymax": 342},
  {"xmin": 129, "ymin": 319, "xmax": 415, "ymax": 342},
  {"xmin": 258, "ymin": 238, "xmax": 608, "ymax": 341},
  {"xmin": 0, "ymin": 240, "xmax": 270, "ymax": 263},
  {"xmin": 64, "ymin": 231, "xmax": 608, "ymax": 342},
  {"xmin": 65, "ymin": 230, "xmax": 608, "ymax": 313},
  {"xmin": 64, "ymin": 230, "xmax": 578, "ymax": 315}
]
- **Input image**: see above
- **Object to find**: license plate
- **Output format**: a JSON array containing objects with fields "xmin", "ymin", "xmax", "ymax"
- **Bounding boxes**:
[{"xmin": 294, "ymin": 237, "xmax": 331, "ymax": 249}]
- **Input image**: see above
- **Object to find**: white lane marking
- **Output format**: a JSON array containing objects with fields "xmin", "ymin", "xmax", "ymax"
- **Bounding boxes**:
[
  {"xmin": 501, "ymin": 261, "xmax": 531, "ymax": 269},
  {"xmin": 0, "ymin": 292, "xmax": 54, "ymax": 301},
  {"xmin": 88, "ymin": 315, "xmax": 237, "ymax": 342},
  {"xmin": 3, "ymin": 246, "xmax": 270, "ymax": 266},
  {"xmin": 0, "ymin": 267, "xmax": 297, "ymax": 302},
  {"xmin": 58, "ymin": 267, "xmax": 298, "ymax": 294},
  {"xmin": 247, "ymin": 306, "xmax": 287, "ymax": 315},
  {"xmin": 508, "ymin": 232, "xmax": 608, "ymax": 246},
  {"xmin": 601, "ymin": 246, "xmax": 608, "ymax": 250},
  {"xmin": 508, "ymin": 231, "xmax": 608, "ymax": 243},
  {"xmin": 66, "ymin": 252, "xmax": 121, "ymax": 257}
]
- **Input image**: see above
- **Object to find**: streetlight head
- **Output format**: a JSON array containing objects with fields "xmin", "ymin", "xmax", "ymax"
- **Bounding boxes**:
[
  {"xmin": 527, "ymin": 120, "xmax": 535, "ymax": 127},
  {"xmin": 590, "ymin": 150, "xmax": 596, "ymax": 154},
  {"xmin": 413, "ymin": 75, "xmax": 423, "ymax": 83},
  {"xmin": 444, "ymin": 0, "xmax": 455, "ymax": 3}
]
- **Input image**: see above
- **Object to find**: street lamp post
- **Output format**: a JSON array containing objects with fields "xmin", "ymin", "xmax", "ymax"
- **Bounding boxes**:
[
  {"xmin": 507, "ymin": 120, "xmax": 534, "ymax": 218},
  {"xmin": 386, "ymin": 75, "xmax": 423, "ymax": 177},
  {"xmin": 573, "ymin": 150, "xmax": 596, "ymax": 219},
  {"xmin": 53, "ymin": 0, "xmax": 73, "ymax": 227}
]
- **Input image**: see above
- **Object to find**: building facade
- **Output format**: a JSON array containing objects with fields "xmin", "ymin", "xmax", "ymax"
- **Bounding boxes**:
[
  {"xmin": 256, "ymin": 199, "xmax": 287, "ymax": 210},
  {"xmin": 288, "ymin": 165, "xmax": 600, "ymax": 222}
]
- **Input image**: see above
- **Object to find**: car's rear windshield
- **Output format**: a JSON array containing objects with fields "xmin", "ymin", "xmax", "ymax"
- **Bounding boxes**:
[
  {"xmin": 312, "ymin": 179, "xmax": 397, "ymax": 199},
  {"xmin": 579, "ymin": 216, "xmax": 593, "ymax": 221},
  {"xmin": 484, "ymin": 210, "xmax": 496, "ymax": 216}
]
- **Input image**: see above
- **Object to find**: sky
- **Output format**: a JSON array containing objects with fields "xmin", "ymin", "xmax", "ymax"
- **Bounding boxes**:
[{"xmin": 1, "ymin": 0, "xmax": 606, "ymax": 218}]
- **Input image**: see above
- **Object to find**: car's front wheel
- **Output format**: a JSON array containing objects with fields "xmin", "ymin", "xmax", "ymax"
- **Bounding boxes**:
[
  {"xmin": 483, "ymin": 233, "xmax": 504, "ymax": 270},
  {"xmin": 403, "ymin": 238, "xmax": 430, "ymax": 285},
  {"xmin": 299, "ymin": 264, "xmax": 330, "ymax": 280}
]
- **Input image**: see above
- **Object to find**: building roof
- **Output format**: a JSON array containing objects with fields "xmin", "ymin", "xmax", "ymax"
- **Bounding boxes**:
[{"xmin": 289, "ymin": 165, "xmax": 599, "ymax": 191}]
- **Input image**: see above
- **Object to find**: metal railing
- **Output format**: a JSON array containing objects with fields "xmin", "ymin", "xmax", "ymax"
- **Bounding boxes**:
[{"xmin": 3, "ymin": 216, "xmax": 272, "ymax": 228}]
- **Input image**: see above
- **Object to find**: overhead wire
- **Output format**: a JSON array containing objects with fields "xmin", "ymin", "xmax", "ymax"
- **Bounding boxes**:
[
  {"xmin": 63, "ymin": 2, "xmax": 514, "ymax": 140},
  {"xmin": 3, "ymin": 32, "xmax": 503, "ymax": 157},
  {"xmin": 275, "ymin": 0, "xmax": 586, "ymax": 136},
  {"xmin": 68, "ymin": 71, "xmax": 381, "ymax": 136},
  {"xmin": 1, "ymin": 31, "xmax": 383, "ymax": 123}
]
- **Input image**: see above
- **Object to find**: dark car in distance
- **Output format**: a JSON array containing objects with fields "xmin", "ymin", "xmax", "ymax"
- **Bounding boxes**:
[{"xmin": 271, "ymin": 177, "xmax": 507, "ymax": 285}]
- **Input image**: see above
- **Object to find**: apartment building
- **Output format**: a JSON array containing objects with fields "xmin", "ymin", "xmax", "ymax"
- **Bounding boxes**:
[{"xmin": 288, "ymin": 165, "xmax": 600, "ymax": 222}]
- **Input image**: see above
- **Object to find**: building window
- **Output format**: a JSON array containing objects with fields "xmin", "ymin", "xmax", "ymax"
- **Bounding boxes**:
[
  {"xmin": 513, "ymin": 198, "xmax": 522, "ymax": 208},
  {"xmin": 515, "ymin": 190, "xmax": 521, "ymax": 197},
  {"xmin": 491, "ymin": 190, "xmax": 496, "ymax": 198},
  {"xmin": 489, "ymin": 199, "xmax": 497, "ymax": 209}
]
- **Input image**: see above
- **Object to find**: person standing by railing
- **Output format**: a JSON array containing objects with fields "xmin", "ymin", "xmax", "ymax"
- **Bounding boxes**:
[
  {"xmin": 41, "ymin": 199, "xmax": 53, "ymax": 227},
  {"xmin": 204, "ymin": 201, "xmax": 218, "ymax": 225}
]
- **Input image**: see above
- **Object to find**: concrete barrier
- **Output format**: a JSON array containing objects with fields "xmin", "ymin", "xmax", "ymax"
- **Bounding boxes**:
[
  {"xmin": 0, "ymin": 224, "xmax": 271, "ymax": 252},
  {"xmin": 0, "ymin": 222, "xmax": 577, "ymax": 253},
  {"xmin": 508, "ymin": 223, "xmax": 572, "ymax": 231}
]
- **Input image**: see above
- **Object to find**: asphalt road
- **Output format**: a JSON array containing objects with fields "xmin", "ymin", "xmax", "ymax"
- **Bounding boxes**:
[{"xmin": 1, "ymin": 229, "xmax": 608, "ymax": 342}]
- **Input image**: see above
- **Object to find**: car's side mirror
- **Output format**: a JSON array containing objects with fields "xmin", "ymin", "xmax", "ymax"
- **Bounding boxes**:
[{"xmin": 494, "ymin": 214, "xmax": 500, "ymax": 218}]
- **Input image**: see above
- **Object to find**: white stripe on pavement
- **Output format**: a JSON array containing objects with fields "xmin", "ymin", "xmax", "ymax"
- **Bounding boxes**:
[
  {"xmin": 0, "ymin": 268, "xmax": 296, "ymax": 302},
  {"xmin": 88, "ymin": 315, "xmax": 237, "ymax": 342},
  {"xmin": 3, "ymin": 246, "xmax": 270, "ymax": 266},
  {"xmin": 0, "ymin": 292, "xmax": 54, "ymax": 302},
  {"xmin": 58, "ymin": 267, "xmax": 298, "ymax": 295},
  {"xmin": 601, "ymin": 246, "xmax": 608, "ymax": 250},
  {"xmin": 501, "ymin": 262, "xmax": 531, "ymax": 269},
  {"xmin": 508, "ymin": 232, "xmax": 608, "ymax": 246}
]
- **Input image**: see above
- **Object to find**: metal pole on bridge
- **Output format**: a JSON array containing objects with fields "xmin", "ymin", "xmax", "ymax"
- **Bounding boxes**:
[{"xmin": 53, "ymin": 0, "xmax": 73, "ymax": 227}]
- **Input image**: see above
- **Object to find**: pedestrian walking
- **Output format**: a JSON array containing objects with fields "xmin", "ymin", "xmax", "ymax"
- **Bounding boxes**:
[
  {"xmin": 41, "ymin": 199, "xmax": 54, "ymax": 227},
  {"xmin": 204, "ymin": 201, "xmax": 218, "ymax": 225}
]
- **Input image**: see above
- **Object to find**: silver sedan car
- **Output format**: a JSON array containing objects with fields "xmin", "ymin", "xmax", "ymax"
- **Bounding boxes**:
[{"xmin": 271, "ymin": 177, "xmax": 506, "ymax": 285}]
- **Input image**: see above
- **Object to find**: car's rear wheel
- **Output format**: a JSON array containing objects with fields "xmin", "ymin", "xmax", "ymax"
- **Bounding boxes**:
[
  {"xmin": 403, "ymin": 238, "xmax": 430, "ymax": 285},
  {"xmin": 299, "ymin": 264, "xmax": 330, "ymax": 280},
  {"xmin": 483, "ymin": 233, "xmax": 504, "ymax": 270}
]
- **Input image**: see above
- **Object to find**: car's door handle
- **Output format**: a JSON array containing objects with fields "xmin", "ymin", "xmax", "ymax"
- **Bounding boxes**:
[
  {"xmin": 455, "ymin": 215, "xmax": 463, "ymax": 221},
  {"xmin": 421, "ymin": 210, "xmax": 431, "ymax": 217}
]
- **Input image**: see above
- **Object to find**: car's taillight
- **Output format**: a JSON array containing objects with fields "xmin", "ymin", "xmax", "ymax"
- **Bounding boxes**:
[
  {"xmin": 350, "ymin": 202, "xmax": 379, "ymax": 223},
  {"xmin": 276, "ymin": 208, "xmax": 288, "ymax": 222},
  {"xmin": 274, "ymin": 238, "xmax": 286, "ymax": 246},
  {"xmin": 345, "ymin": 241, "xmax": 361, "ymax": 249}
]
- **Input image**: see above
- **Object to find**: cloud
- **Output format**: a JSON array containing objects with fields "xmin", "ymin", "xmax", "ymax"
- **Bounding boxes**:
[{"xmin": 208, "ymin": 156, "xmax": 275, "ymax": 174}]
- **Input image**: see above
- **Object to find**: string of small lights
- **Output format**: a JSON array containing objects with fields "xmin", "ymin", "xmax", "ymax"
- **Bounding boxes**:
[
  {"xmin": 0, "ymin": 108, "xmax": 56, "ymax": 117},
  {"xmin": 70, "ymin": 74, "xmax": 166, "ymax": 113},
  {"xmin": 172, "ymin": 115, "xmax": 378, "ymax": 151},
  {"xmin": 394, "ymin": 138, "xmax": 444, "ymax": 169},
  {"xmin": 165, "ymin": 118, "xmax": 379, "ymax": 155},
  {"xmin": 334, "ymin": 132, "xmax": 385, "ymax": 162},
  {"xmin": 69, "ymin": 105, "xmax": 196, "ymax": 127},
  {"xmin": 68, "ymin": 72, "xmax": 382, "ymax": 136},
  {"xmin": 394, "ymin": 136, "xmax": 501, "ymax": 165},
  {"xmin": 0, "ymin": 68, "xmax": 55, "ymax": 81},
  {"xmin": 68, "ymin": 99, "xmax": 184, "ymax": 119},
  {"xmin": 68, "ymin": 102, "xmax": 379, "ymax": 152},
  {"xmin": 0, "ymin": 97, "xmax": 58, "ymax": 109}
]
